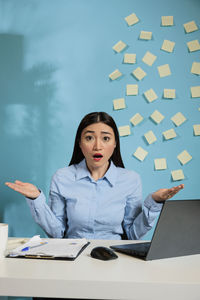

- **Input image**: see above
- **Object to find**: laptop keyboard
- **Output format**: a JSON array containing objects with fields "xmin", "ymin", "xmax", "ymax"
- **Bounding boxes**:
[{"xmin": 111, "ymin": 242, "xmax": 151, "ymax": 258}]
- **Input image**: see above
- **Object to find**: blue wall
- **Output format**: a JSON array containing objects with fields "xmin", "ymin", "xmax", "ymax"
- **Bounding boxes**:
[{"xmin": 0, "ymin": 0, "xmax": 200, "ymax": 240}]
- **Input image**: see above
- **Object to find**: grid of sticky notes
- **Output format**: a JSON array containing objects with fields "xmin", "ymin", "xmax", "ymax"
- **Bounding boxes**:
[{"xmin": 109, "ymin": 12, "xmax": 199, "ymax": 182}]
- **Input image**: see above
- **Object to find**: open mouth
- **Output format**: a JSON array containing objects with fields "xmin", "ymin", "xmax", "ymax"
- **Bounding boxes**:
[{"xmin": 93, "ymin": 153, "xmax": 103, "ymax": 161}]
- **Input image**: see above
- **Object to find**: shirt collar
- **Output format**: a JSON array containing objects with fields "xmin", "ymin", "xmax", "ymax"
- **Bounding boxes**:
[{"xmin": 75, "ymin": 159, "xmax": 118, "ymax": 187}]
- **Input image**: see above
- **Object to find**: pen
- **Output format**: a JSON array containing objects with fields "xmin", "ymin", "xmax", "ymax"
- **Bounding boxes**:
[{"xmin": 21, "ymin": 242, "xmax": 48, "ymax": 252}]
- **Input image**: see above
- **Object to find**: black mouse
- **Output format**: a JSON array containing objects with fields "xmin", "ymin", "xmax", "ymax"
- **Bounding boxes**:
[{"xmin": 90, "ymin": 246, "xmax": 118, "ymax": 261}]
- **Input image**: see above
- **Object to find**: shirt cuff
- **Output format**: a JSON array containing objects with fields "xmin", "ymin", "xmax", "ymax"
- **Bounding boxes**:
[
  {"xmin": 26, "ymin": 190, "xmax": 46, "ymax": 208},
  {"xmin": 144, "ymin": 194, "xmax": 163, "ymax": 212}
]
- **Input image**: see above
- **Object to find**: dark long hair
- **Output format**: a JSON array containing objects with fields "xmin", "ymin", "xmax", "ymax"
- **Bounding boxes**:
[{"xmin": 69, "ymin": 112, "xmax": 125, "ymax": 168}]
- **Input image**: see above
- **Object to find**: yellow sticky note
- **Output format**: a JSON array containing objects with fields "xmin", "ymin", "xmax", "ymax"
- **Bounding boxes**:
[
  {"xmin": 171, "ymin": 112, "xmax": 186, "ymax": 127},
  {"xmin": 133, "ymin": 147, "xmax": 148, "ymax": 161},
  {"xmin": 112, "ymin": 40, "xmax": 127, "ymax": 53},
  {"xmin": 161, "ymin": 16, "xmax": 174, "ymax": 26},
  {"xmin": 154, "ymin": 158, "xmax": 167, "ymax": 170},
  {"xmin": 193, "ymin": 124, "xmax": 200, "ymax": 136},
  {"xmin": 177, "ymin": 150, "xmax": 192, "ymax": 165},
  {"xmin": 109, "ymin": 69, "xmax": 122, "ymax": 80},
  {"xmin": 161, "ymin": 40, "xmax": 175, "ymax": 53},
  {"xmin": 130, "ymin": 113, "xmax": 143, "ymax": 126},
  {"xmin": 144, "ymin": 88, "xmax": 158, "ymax": 103},
  {"xmin": 187, "ymin": 40, "xmax": 200, "ymax": 52},
  {"xmin": 184, "ymin": 21, "xmax": 198, "ymax": 33},
  {"xmin": 144, "ymin": 130, "xmax": 157, "ymax": 145},
  {"xmin": 132, "ymin": 67, "xmax": 146, "ymax": 81},
  {"xmin": 191, "ymin": 86, "xmax": 200, "ymax": 98},
  {"xmin": 113, "ymin": 98, "xmax": 126, "ymax": 110},
  {"xmin": 171, "ymin": 169, "xmax": 185, "ymax": 181},
  {"xmin": 162, "ymin": 128, "xmax": 177, "ymax": 140},
  {"xmin": 118, "ymin": 125, "xmax": 131, "ymax": 137},
  {"xmin": 191, "ymin": 62, "xmax": 200, "ymax": 75},
  {"xmin": 142, "ymin": 51, "xmax": 157, "ymax": 66},
  {"xmin": 126, "ymin": 84, "xmax": 138, "ymax": 96},
  {"xmin": 139, "ymin": 31, "xmax": 152, "ymax": 40},
  {"xmin": 164, "ymin": 89, "xmax": 176, "ymax": 99},
  {"xmin": 158, "ymin": 64, "xmax": 171, "ymax": 77},
  {"xmin": 124, "ymin": 53, "xmax": 136, "ymax": 64},
  {"xmin": 150, "ymin": 110, "xmax": 165, "ymax": 124},
  {"xmin": 125, "ymin": 13, "xmax": 139, "ymax": 26}
]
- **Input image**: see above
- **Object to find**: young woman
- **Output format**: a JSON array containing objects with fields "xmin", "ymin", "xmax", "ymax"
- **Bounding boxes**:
[{"xmin": 5, "ymin": 112, "xmax": 184, "ymax": 240}]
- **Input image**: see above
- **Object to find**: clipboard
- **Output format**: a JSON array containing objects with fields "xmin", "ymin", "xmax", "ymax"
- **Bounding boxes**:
[
  {"xmin": 7, "ymin": 236, "xmax": 90, "ymax": 261},
  {"xmin": 7, "ymin": 242, "xmax": 90, "ymax": 261}
]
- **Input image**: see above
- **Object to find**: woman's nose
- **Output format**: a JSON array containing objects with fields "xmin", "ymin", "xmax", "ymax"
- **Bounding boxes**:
[{"xmin": 93, "ymin": 138, "xmax": 102, "ymax": 150}]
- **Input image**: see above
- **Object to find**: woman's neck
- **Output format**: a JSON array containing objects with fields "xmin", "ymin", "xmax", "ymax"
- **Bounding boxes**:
[{"xmin": 86, "ymin": 161, "xmax": 110, "ymax": 181}]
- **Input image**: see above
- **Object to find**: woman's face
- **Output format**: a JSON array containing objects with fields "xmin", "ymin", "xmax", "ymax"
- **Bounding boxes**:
[{"xmin": 79, "ymin": 122, "xmax": 116, "ymax": 170}]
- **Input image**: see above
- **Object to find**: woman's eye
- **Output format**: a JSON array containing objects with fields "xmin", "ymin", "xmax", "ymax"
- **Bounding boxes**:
[
  {"xmin": 85, "ymin": 136, "xmax": 93, "ymax": 141},
  {"xmin": 103, "ymin": 136, "xmax": 110, "ymax": 141}
]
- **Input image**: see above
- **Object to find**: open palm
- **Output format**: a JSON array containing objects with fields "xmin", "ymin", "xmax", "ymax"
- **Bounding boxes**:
[
  {"xmin": 5, "ymin": 180, "xmax": 40, "ymax": 199},
  {"xmin": 152, "ymin": 184, "xmax": 184, "ymax": 202}
]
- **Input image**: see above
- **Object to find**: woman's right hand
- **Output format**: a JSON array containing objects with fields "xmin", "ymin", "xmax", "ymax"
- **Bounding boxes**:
[{"xmin": 5, "ymin": 180, "xmax": 40, "ymax": 199}]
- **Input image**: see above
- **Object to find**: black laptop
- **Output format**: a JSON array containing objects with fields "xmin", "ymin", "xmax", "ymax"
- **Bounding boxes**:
[{"xmin": 111, "ymin": 199, "xmax": 200, "ymax": 260}]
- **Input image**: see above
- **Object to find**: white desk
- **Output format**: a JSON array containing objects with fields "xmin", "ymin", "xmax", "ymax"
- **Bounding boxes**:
[{"xmin": 0, "ymin": 238, "xmax": 200, "ymax": 300}]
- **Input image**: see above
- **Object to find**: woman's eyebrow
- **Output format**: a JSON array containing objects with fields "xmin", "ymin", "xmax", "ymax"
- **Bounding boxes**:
[
  {"xmin": 83, "ymin": 130, "xmax": 95, "ymax": 135},
  {"xmin": 101, "ymin": 131, "xmax": 112, "ymax": 135},
  {"xmin": 83, "ymin": 130, "xmax": 112, "ymax": 135}
]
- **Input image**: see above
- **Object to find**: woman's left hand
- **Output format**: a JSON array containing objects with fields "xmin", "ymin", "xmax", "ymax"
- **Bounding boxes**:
[{"xmin": 152, "ymin": 184, "xmax": 184, "ymax": 203}]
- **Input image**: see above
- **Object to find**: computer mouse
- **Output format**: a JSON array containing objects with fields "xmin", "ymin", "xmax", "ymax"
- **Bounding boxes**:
[{"xmin": 90, "ymin": 246, "xmax": 118, "ymax": 261}]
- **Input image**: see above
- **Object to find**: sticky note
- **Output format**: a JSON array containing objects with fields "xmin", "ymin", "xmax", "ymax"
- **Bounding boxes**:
[
  {"xmin": 161, "ymin": 40, "xmax": 175, "ymax": 53},
  {"xmin": 187, "ymin": 40, "xmax": 200, "ymax": 52},
  {"xmin": 191, "ymin": 86, "xmax": 200, "ymax": 98},
  {"xmin": 144, "ymin": 130, "xmax": 157, "ymax": 145},
  {"xmin": 158, "ymin": 64, "xmax": 171, "ymax": 77},
  {"xmin": 109, "ymin": 69, "xmax": 122, "ymax": 80},
  {"xmin": 161, "ymin": 16, "xmax": 174, "ymax": 26},
  {"xmin": 142, "ymin": 51, "xmax": 157, "ymax": 66},
  {"xmin": 162, "ymin": 128, "xmax": 177, "ymax": 140},
  {"xmin": 118, "ymin": 125, "xmax": 131, "ymax": 137},
  {"xmin": 144, "ymin": 88, "xmax": 158, "ymax": 103},
  {"xmin": 124, "ymin": 53, "xmax": 136, "ymax": 64},
  {"xmin": 130, "ymin": 113, "xmax": 143, "ymax": 126},
  {"xmin": 125, "ymin": 13, "xmax": 139, "ymax": 26},
  {"xmin": 113, "ymin": 98, "xmax": 126, "ymax": 110},
  {"xmin": 112, "ymin": 40, "xmax": 127, "ymax": 53},
  {"xmin": 191, "ymin": 62, "xmax": 200, "ymax": 75},
  {"xmin": 154, "ymin": 158, "xmax": 167, "ymax": 170},
  {"xmin": 171, "ymin": 169, "xmax": 185, "ymax": 181},
  {"xmin": 132, "ymin": 67, "xmax": 146, "ymax": 80},
  {"xmin": 126, "ymin": 84, "xmax": 138, "ymax": 96},
  {"xmin": 133, "ymin": 147, "xmax": 148, "ymax": 161},
  {"xmin": 177, "ymin": 150, "xmax": 192, "ymax": 165},
  {"xmin": 139, "ymin": 31, "xmax": 152, "ymax": 40},
  {"xmin": 164, "ymin": 89, "xmax": 176, "ymax": 99},
  {"xmin": 150, "ymin": 110, "xmax": 165, "ymax": 124},
  {"xmin": 171, "ymin": 112, "xmax": 186, "ymax": 127},
  {"xmin": 184, "ymin": 21, "xmax": 198, "ymax": 33},
  {"xmin": 193, "ymin": 124, "xmax": 200, "ymax": 136}
]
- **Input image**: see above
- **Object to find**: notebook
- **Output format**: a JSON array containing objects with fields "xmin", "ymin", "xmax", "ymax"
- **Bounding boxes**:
[{"xmin": 111, "ymin": 199, "xmax": 200, "ymax": 260}]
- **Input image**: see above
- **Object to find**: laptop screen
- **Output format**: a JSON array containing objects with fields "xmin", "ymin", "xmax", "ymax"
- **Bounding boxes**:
[{"xmin": 146, "ymin": 199, "xmax": 200, "ymax": 260}]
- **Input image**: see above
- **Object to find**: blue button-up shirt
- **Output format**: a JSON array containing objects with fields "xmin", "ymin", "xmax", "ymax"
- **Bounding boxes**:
[{"xmin": 26, "ymin": 159, "xmax": 162, "ymax": 240}]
